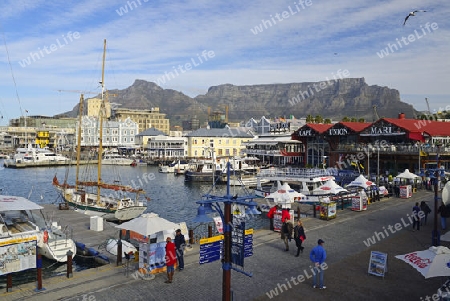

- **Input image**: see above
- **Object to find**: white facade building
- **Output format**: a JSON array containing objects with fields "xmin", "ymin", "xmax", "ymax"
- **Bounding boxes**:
[{"xmin": 77, "ymin": 116, "xmax": 138, "ymax": 148}]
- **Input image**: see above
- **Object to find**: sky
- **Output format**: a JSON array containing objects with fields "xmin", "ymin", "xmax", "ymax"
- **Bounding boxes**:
[{"xmin": 0, "ymin": 0, "xmax": 449, "ymax": 125}]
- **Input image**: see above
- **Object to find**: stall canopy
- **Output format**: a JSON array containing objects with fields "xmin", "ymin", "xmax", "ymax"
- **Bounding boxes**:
[
  {"xmin": 265, "ymin": 182, "xmax": 305, "ymax": 207},
  {"xmin": 312, "ymin": 179, "xmax": 348, "ymax": 195},
  {"xmin": 115, "ymin": 212, "xmax": 179, "ymax": 236},
  {"xmin": 0, "ymin": 195, "xmax": 43, "ymax": 211},
  {"xmin": 347, "ymin": 174, "xmax": 375, "ymax": 189},
  {"xmin": 396, "ymin": 169, "xmax": 420, "ymax": 180}
]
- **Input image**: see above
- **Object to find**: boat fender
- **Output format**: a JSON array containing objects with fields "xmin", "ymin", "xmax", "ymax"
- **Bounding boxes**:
[
  {"xmin": 87, "ymin": 247, "xmax": 99, "ymax": 257},
  {"xmin": 96, "ymin": 254, "xmax": 110, "ymax": 263},
  {"xmin": 43, "ymin": 230, "xmax": 49, "ymax": 243}
]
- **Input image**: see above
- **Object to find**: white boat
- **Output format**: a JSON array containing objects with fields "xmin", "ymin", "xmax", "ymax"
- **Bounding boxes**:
[
  {"xmin": 229, "ymin": 175, "xmax": 270, "ymax": 188},
  {"xmin": 102, "ymin": 150, "xmax": 134, "ymax": 165},
  {"xmin": 184, "ymin": 159, "xmax": 223, "ymax": 182},
  {"xmin": 0, "ymin": 195, "xmax": 75, "ymax": 263},
  {"xmin": 159, "ymin": 159, "xmax": 190, "ymax": 173},
  {"xmin": 52, "ymin": 40, "xmax": 147, "ymax": 222},
  {"xmin": 32, "ymin": 216, "xmax": 77, "ymax": 263},
  {"xmin": 4, "ymin": 145, "xmax": 70, "ymax": 166}
]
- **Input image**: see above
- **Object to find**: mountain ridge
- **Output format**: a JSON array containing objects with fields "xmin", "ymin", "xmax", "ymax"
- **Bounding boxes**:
[{"xmin": 57, "ymin": 78, "xmax": 418, "ymax": 125}]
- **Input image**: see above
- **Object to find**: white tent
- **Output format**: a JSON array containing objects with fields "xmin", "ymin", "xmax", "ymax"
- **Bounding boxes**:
[
  {"xmin": 395, "ymin": 246, "xmax": 450, "ymax": 278},
  {"xmin": 312, "ymin": 179, "xmax": 348, "ymax": 195},
  {"xmin": 347, "ymin": 174, "xmax": 375, "ymax": 189},
  {"xmin": 115, "ymin": 213, "xmax": 179, "ymax": 236},
  {"xmin": 396, "ymin": 169, "xmax": 420, "ymax": 180},
  {"xmin": 265, "ymin": 182, "xmax": 305, "ymax": 207}
]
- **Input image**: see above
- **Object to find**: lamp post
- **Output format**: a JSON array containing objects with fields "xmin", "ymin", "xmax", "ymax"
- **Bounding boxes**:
[
  {"xmin": 377, "ymin": 146, "xmax": 380, "ymax": 186},
  {"xmin": 194, "ymin": 162, "xmax": 260, "ymax": 301},
  {"xmin": 432, "ymin": 143, "xmax": 443, "ymax": 247}
]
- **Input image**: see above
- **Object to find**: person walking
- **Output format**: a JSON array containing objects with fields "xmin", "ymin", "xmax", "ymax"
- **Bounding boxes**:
[
  {"xmin": 280, "ymin": 219, "xmax": 293, "ymax": 251},
  {"xmin": 412, "ymin": 202, "xmax": 421, "ymax": 231},
  {"xmin": 174, "ymin": 229, "xmax": 186, "ymax": 271},
  {"xmin": 165, "ymin": 237, "xmax": 176, "ymax": 283},
  {"xmin": 293, "ymin": 220, "xmax": 306, "ymax": 257},
  {"xmin": 420, "ymin": 201, "xmax": 432, "ymax": 226},
  {"xmin": 438, "ymin": 202, "xmax": 449, "ymax": 231},
  {"xmin": 310, "ymin": 239, "xmax": 327, "ymax": 289}
]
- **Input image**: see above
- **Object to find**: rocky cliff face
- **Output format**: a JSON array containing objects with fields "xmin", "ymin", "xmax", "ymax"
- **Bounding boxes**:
[{"xmin": 59, "ymin": 78, "xmax": 417, "ymax": 123}]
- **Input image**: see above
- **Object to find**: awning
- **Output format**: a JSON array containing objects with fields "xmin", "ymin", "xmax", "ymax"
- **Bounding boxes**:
[{"xmin": 408, "ymin": 132, "xmax": 424, "ymax": 142}]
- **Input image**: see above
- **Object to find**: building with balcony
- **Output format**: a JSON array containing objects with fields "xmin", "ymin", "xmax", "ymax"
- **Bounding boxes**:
[{"xmin": 137, "ymin": 128, "xmax": 187, "ymax": 160}]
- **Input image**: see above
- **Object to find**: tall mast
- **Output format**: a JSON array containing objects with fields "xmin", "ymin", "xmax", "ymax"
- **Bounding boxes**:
[
  {"xmin": 97, "ymin": 39, "xmax": 106, "ymax": 203},
  {"xmin": 75, "ymin": 94, "xmax": 84, "ymax": 190}
]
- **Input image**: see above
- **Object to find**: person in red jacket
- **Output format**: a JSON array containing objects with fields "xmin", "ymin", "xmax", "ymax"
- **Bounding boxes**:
[
  {"xmin": 165, "ymin": 237, "xmax": 176, "ymax": 283},
  {"xmin": 267, "ymin": 205, "xmax": 280, "ymax": 231}
]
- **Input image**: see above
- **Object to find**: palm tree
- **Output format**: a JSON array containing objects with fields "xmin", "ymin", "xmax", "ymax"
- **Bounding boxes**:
[
  {"xmin": 314, "ymin": 115, "xmax": 323, "ymax": 124},
  {"xmin": 342, "ymin": 117, "xmax": 350, "ymax": 122},
  {"xmin": 358, "ymin": 118, "xmax": 365, "ymax": 123},
  {"xmin": 306, "ymin": 114, "xmax": 314, "ymax": 123},
  {"xmin": 324, "ymin": 118, "xmax": 332, "ymax": 124}
]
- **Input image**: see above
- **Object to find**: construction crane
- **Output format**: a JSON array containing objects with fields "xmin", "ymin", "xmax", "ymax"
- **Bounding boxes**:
[
  {"xmin": 372, "ymin": 105, "xmax": 380, "ymax": 121},
  {"xmin": 425, "ymin": 97, "xmax": 431, "ymax": 115}
]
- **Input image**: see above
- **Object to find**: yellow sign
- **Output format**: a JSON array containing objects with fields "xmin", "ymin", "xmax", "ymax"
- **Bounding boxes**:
[
  {"xmin": 200, "ymin": 235, "xmax": 224, "ymax": 245},
  {"xmin": 0, "ymin": 235, "xmax": 38, "ymax": 247}
]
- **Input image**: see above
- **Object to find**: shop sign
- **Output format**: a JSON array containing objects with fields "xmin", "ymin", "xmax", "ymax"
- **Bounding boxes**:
[
  {"xmin": 328, "ymin": 128, "xmax": 348, "ymax": 136},
  {"xmin": 296, "ymin": 129, "xmax": 313, "ymax": 137},
  {"xmin": 370, "ymin": 126, "xmax": 392, "ymax": 135}
]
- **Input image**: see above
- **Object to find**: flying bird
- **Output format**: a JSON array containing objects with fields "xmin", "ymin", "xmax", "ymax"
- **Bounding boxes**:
[{"xmin": 403, "ymin": 10, "xmax": 427, "ymax": 26}]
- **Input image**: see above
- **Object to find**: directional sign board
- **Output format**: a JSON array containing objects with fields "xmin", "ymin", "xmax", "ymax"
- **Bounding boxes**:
[{"xmin": 199, "ymin": 235, "xmax": 224, "ymax": 264}]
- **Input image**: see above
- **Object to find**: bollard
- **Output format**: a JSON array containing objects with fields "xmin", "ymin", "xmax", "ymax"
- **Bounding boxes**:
[
  {"xmin": 35, "ymin": 253, "xmax": 45, "ymax": 292},
  {"xmin": 313, "ymin": 203, "xmax": 317, "ymax": 218},
  {"xmin": 66, "ymin": 250, "xmax": 73, "ymax": 278},
  {"xmin": 116, "ymin": 239, "xmax": 123, "ymax": 266},
  {"xmin": 208, "ymin": 225, "xmax": 212, "ymax": 237},
  {"xmin": 6, "ymin": 274, "xmax": 12, "ymax": 292},
  {"xmin": 189, "ymin": 229, "xmax": 194, "ymax": 244},
  {"xmin": 296, "ymin": 207, "xmax": 301, "ymax": 220}
]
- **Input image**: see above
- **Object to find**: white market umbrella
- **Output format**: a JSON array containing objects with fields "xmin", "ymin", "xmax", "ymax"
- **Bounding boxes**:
[
  {"xmin": 265, "ymin": 182, "xmax": 305, "ymax": 206},
  {"xmin": 441, "ymin": 231, "xmax": 450, "ymax": 242},
  {"xmin": 347, "ymin": 174, "xmax": 375, "ymax": 189},
  {"xmin": 312, "ymin": 179, "xmax": 348, "ymax": 195},
  {"xmin": 442, "ymin": 181, "xmax": 450, "ymax": 206},
  {"xmin": 115, "ymin": 212, "xmax": 179, "ymax": 236},
  {"xmin": 395, "ymin": 246, "xmax": 450, "ymax": 278},
  {"xmin": 396, "ymin": 169, "xmax": 420, "ymax": 180}
]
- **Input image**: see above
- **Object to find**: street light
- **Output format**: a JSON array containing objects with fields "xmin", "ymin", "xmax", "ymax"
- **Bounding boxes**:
[
  {"xmin": 194, "ymin": 162, "xmax": 261, "ymax": 301},
  {"xmin": 432, "ymin": 143, "xmax": 445, "ymax": 246}
]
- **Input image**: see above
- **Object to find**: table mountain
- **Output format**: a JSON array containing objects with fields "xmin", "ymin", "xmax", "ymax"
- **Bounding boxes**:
[{"xmin": 58, "ymin": 78, "xmax": 417, "ymax": 124}]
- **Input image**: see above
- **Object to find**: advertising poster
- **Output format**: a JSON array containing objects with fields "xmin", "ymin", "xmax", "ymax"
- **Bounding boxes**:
[
  {"xmin": 0, "ymin": 239, "xmax": 37, "ymax": 276},
  {"xmin": 368, "ymin": 251, "xmax": 388, "ymax": 278}
]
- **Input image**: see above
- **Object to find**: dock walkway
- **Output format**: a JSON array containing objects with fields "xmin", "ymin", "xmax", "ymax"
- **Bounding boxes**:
[{"xmin": 1, "ymin": 190, "xmax": 448, "ymax": 300}]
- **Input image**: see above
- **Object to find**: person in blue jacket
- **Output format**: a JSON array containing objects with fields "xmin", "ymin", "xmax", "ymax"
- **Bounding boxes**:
[{"xmin": 310, "ymin": 239, "xmax": 327, "ymax": 289}]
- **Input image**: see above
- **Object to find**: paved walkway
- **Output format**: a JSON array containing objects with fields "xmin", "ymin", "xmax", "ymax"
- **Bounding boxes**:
[{"xmin": 1, "ymin": 190, "xmax": 448, "ymax": 301}]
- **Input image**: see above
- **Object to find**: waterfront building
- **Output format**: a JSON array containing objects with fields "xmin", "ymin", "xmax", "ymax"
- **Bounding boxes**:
[
  {"xmin": 137, "ymin": 128, "xmax": 187, "ymax": 160},
  {"xmin": 292, "ymin": 113, "xmax": 450, "ymax": 175},
  {"xmin": 78, "ymin": 116, "xmax": 138, "ymax": 149},
  {"xmin": 114, "ymin": 107, "xmax": 170, "ymax": 135},
  {"xmin": 185, "ymin": 126, "xmax": 254, "ymax": 158}
]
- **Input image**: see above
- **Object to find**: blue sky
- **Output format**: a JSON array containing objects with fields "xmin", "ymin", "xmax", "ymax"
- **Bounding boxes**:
[{"xmin": 0, "ymin": 0, "xmax": 449, "ymax": 124}]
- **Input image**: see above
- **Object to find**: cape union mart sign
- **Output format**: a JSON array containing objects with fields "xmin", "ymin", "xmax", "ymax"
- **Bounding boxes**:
[
  {"xmin": 328, "ymin": 128, "xmax": 348, "ymax": 136},
  {"xmin": 296, "ymin": 129, "xmax": 313, "ymax": 137}
]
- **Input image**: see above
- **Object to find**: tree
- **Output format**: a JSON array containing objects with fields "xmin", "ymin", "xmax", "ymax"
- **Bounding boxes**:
[
  {"xmin": 350, "ymin": 117, "xmax": 357, "ymax": 122},
  {"xmin": 306, "ymin": 114, "xmax": 314, "ymax": 123},
  {"xmin": 314, "ymin": 115, "xmax": 323, "ymax": 124},
  {"xmin": 342, "ymin": 117, "xmax": 350, "ymax": 122},
  {"xmin": 358, "ymin": 118, "xmax": 365, "ymax": 123},
  {"xmin": 324, "ymin": 118, "xmax": 332, "ymax": 124}
]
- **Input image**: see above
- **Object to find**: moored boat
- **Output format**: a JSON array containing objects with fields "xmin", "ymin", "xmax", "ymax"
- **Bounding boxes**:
[{"xmin": 52, "ymin": 40, "xmax": 147, "ymax": 222}]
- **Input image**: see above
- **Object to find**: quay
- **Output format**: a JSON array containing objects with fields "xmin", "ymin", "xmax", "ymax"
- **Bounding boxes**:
[
  {"xmin": 3, "ymin": 160, "xmax": 97, "ymax": 168},
  {"xmin": 0, "ymin": 190, "xmax": 448, "ymax": 300}
]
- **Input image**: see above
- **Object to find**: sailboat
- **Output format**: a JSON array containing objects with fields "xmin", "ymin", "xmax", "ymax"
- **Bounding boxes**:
[{"xmin": 52, "ymin": 39, "xmax": 147, "ymax": 222}]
